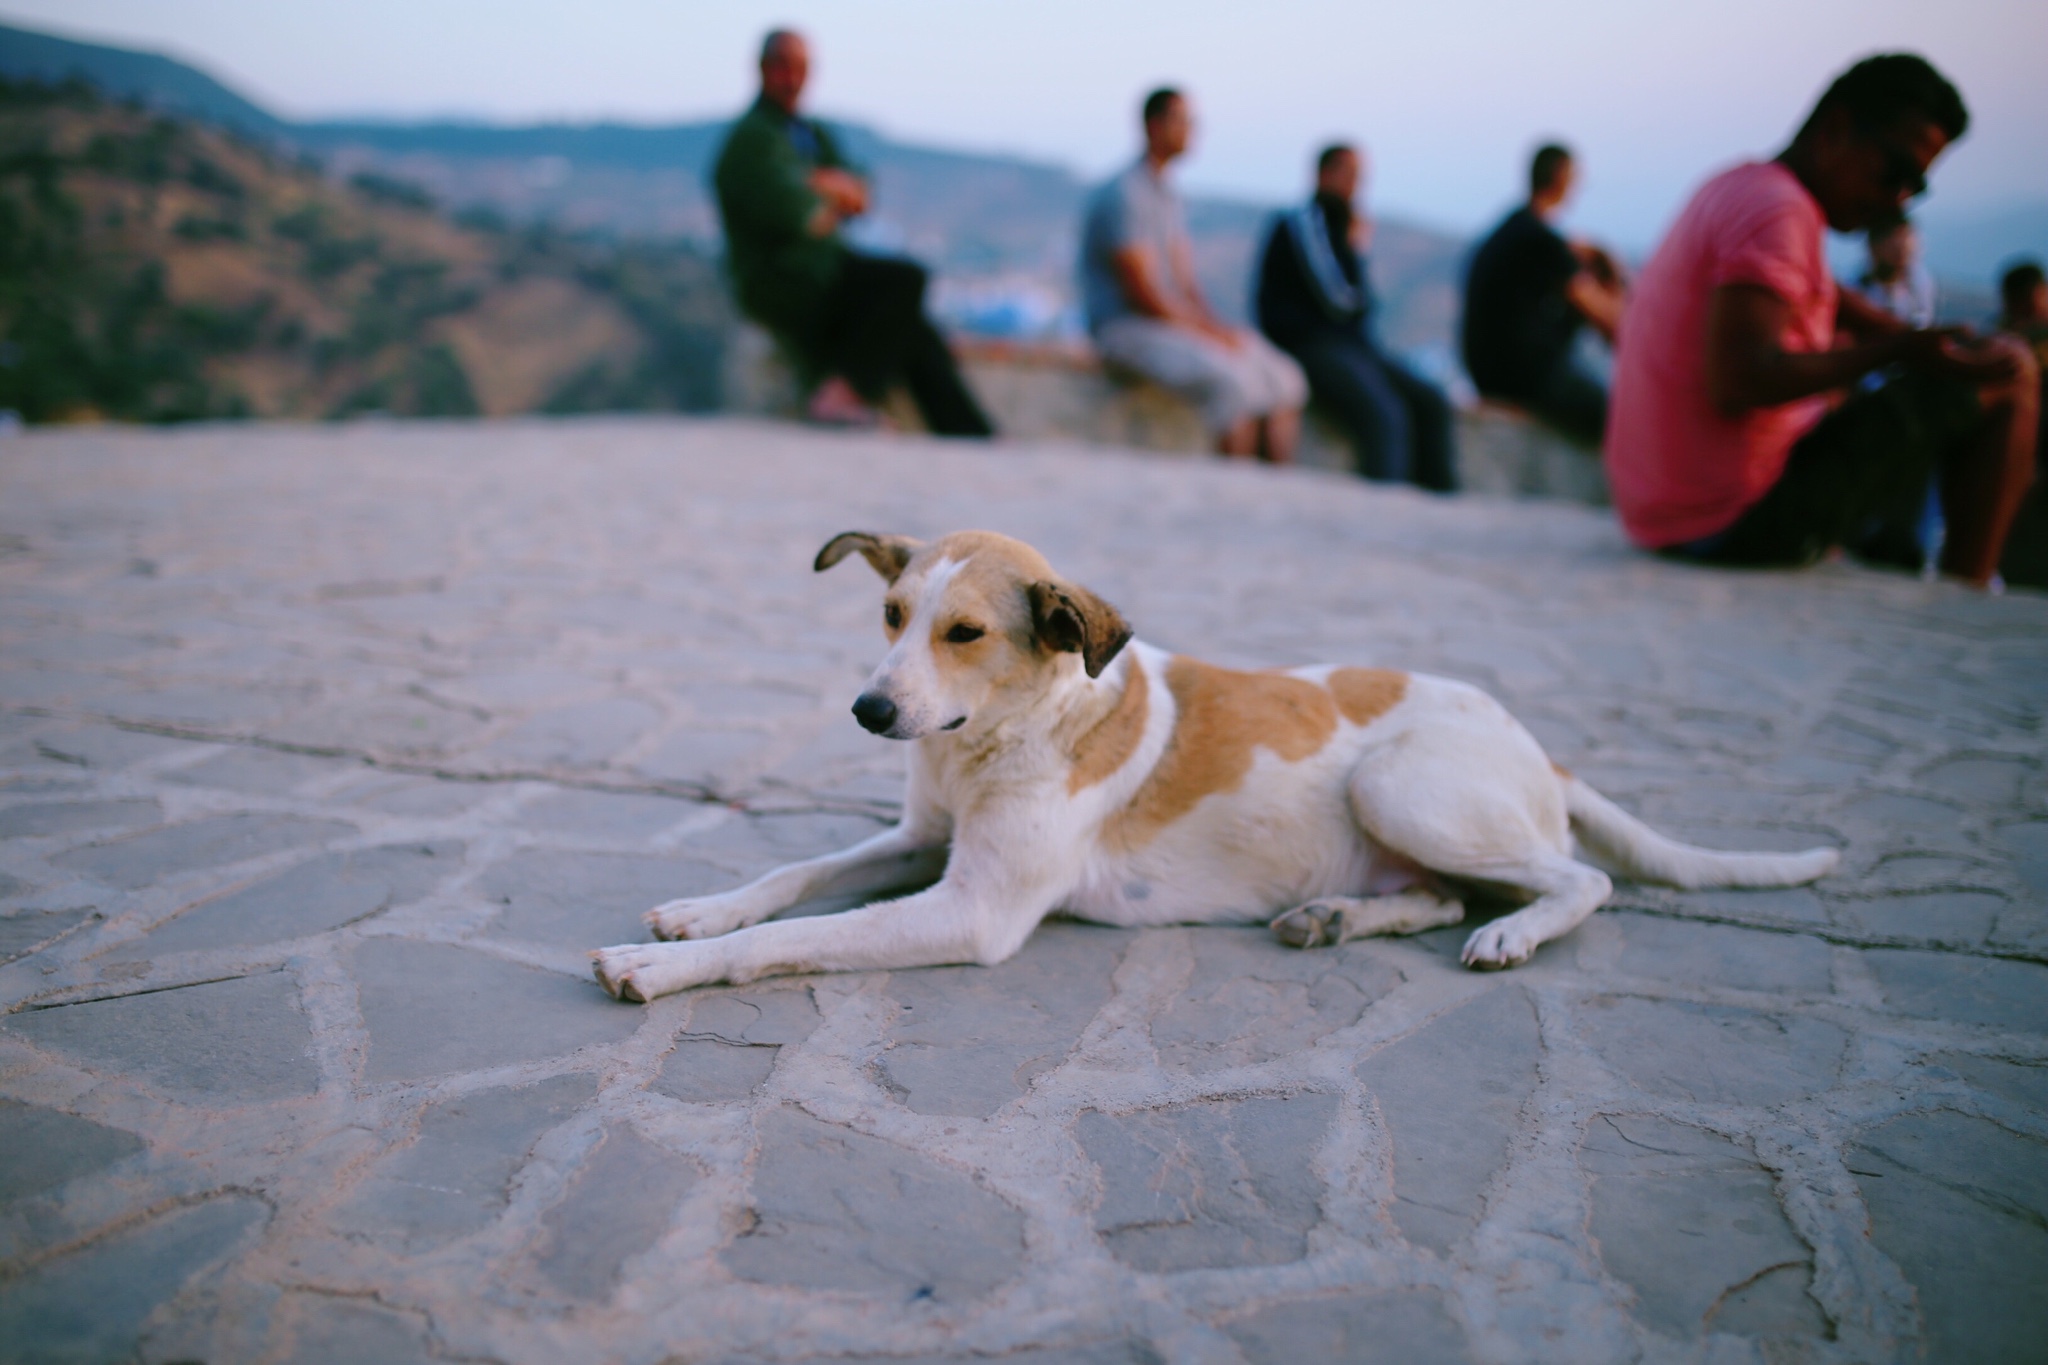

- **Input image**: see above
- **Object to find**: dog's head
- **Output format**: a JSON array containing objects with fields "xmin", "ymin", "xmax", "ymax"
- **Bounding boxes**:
[{"xmin": 815, "ymin": 530, "xmax": 1131, "ymax": 740}]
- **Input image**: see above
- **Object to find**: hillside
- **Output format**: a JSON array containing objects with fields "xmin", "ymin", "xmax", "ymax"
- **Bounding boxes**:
[{"xmin": 0, "ymin": 78, "xmax": 730, "ymax": 423}]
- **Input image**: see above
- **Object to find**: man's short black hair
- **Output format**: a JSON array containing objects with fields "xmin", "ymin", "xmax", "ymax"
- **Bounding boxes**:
[
  {"xmin": 1529, "ymin": 143, "xmax": 1573, "ymax": 197},
  {"xmin": 1316, "ymin": 143, "xmax": 1356, "ymax": 175},
  {"xmin": 2004, "ymin": 259, "xmax": 2046, "ymax": 310},
  {"xmin": 1141, "ymin": 87, "xmax": 1183, "ymax": 126},
  {"xmin": 1800, "ymin": 53, "xmax": 1968, "ymax": 142},
  {"xmin": 759, "ymin": 28, "xmax": 800, "ymax": 63}
]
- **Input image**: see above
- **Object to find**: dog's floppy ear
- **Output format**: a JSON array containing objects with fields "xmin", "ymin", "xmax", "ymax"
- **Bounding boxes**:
[
  {"xmin": 814, "ymin": 531, "xmax": 922, "ymax": 583},
  {"xmin": 1029, "ymin": 580, "xmax": 1133, "ymax": 678}
]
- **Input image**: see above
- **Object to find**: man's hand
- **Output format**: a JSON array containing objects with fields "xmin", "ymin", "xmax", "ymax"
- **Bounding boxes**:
[
  {"xmin": 1575, "ymin": 241, "xmax": 1625, "ymax": 289},
  {"xmin": 804, "ymin": 203, "xmax": 839, "ymax": 237},
  {"xmin": 801, "ymin": 168, "xmax": 868, "ymax": 238},
  {"xmin": 1562, "ymin": 240, "xmax": 1627, "ymax": 343},
  {"xmin": 1566, "ymin": 270, "xmax": 1626, "ymax": 344},
  {"xmin": 1110, "ymin": 244, "xmax": 1245, "ymax": 347},
  {"xmin": 1710, "ymin": 284, "xmax": 2037, "ymax": 415},
  {"xmin": 1900, "ymin": 329, "xmax": 2029, "ymax": 386},
  {"xmin": 808, "ymin": 167, "xmax": 869, "ymax": 217},
  {"xmin": 1199, "ymin": 321, "xmax": 1247, "ymax": 351}
]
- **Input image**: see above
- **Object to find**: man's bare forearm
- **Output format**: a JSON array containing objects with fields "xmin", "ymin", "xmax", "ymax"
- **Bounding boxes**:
[
  {"xmin": 1566, "ymin": 272, "xmax": 1624, "ymax": 344},
  {"xmin": 1113, "ymin": 249, "xmax": 1213, "ymax": 331},
  {"xmin": 1710, "ymin": 335, "xmax": 1914, "ymax": 412},
  {"xmin": 1706, "ymin": 283, "xmax": 1915, "ymax": 413}
]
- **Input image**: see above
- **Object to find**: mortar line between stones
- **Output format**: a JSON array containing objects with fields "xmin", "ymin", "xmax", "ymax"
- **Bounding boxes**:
[
  {"xmin": 7, "ymin": 968, "xmax": 281, "ymax": 1014},
  {"xmin": 0, "ymin": 1184, "xmax": 275, "ymax": 1279},
  {"xmin": 1609, "ymin": 899, "xmax": 2048, "ymax": 967}
]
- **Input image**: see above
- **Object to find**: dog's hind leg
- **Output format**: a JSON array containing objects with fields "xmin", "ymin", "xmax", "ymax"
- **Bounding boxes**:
[
  {"xmin": 1451, "ymin": 852, "xmax": 1611, "ymax": 969},
  {"xmin": 1344, "ymin": 726, "xmax": 1607, "ymax": 969},
  {"xmin": 1271, "ymin": 891, "xmax": 1465, "ymax": 948}
]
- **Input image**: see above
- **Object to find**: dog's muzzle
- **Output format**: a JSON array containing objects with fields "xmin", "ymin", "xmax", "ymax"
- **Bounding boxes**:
[{"xmin": 852, "ymin": 691, "xmax": 898, "ymax": 735}]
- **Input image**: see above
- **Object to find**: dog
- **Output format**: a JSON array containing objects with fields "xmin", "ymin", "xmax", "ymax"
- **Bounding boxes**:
[{"xmin": 591, "ymin": 530, "xmax": 1838, "ymax": 1003}]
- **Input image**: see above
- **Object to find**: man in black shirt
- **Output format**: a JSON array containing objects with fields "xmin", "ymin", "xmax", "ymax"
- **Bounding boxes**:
[
  {"xmin": 1460, "ymin": 143, "xmax": 1625, "ymax": 446},
  {"xmin": 1256, "ymin": 144, "xmax": 1455, "ymax": 489}
]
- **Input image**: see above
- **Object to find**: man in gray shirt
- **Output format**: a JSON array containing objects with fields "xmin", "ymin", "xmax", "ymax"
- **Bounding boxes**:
[{"xmin": 1081, "ymin": 88, "xmax": 1306, "ymax": 461}]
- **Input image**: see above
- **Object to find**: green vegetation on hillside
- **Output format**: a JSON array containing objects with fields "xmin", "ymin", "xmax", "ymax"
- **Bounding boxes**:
[{"xmin": 0, "ymin": 77, "xmax": 732, "ymax": 424}]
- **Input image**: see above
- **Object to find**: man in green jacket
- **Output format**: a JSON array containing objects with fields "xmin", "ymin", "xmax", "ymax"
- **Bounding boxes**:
[{"xmin": 714, "ymin": 30, "xmax": 992, "ymax": 436}]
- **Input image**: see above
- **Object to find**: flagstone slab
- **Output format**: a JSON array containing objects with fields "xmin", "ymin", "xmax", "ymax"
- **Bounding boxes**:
[
  {"xmin": 723, "ymin": 1106, "xmax": 1026, "ymax": 1302},
  {"xmin": 1355, "ymin": 986, "xmax": 1540, "ymax": 1253},
  {"xmin": 3, "ymin": 972, "xmax": 318, "ymax": 1103},
  {"xmin": 349, "ymin": 940, "xmax": 640, "ymax": 1083}
]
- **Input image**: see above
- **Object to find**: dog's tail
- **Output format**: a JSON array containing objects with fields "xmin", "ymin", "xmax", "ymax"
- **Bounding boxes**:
[{"xmin": 1561, "ymin": 774, "xmax": 1838, "ymax": 890}]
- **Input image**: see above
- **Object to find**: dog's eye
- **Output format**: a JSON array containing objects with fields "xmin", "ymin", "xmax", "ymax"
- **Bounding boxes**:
[
  {"xmin": 945, "ymin": 623, "xmax": 985, "ymax": 644},
  {"xmin": 884, "ymin": 603, "xmax": 903, "ymax": 630}
]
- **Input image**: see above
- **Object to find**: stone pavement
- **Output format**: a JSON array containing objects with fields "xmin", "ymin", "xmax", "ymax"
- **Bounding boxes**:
[{"xmin": 0, "ymin": 417, "xmax": 2043, "ymax": 1365}]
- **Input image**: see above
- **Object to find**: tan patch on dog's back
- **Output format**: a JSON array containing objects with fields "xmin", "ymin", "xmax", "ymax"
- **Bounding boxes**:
[
  {"xmin": 1107, "ymin": 657, "xmax": 1338, "ymax": 848},
  {"xmin": 1328, "ymin": 668, "xmax": 1408, "ymax": 725},
  {"xmin": 1067, "ymin": 656, "xmax": 1149, "ymax": 794}
]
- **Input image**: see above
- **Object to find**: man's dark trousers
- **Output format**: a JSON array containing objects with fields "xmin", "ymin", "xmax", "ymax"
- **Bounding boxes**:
[
  {"xmin": 1289, "ymin": 336, "xmax": 1456, "ymax": 490},
  {"xmin": 819, "ymin": 253, "xmax": 993, "ymax": 437}
]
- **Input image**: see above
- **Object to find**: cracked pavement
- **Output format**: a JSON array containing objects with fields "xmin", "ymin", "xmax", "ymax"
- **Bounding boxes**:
[{"xmin": 0, "ymin": 417, "xmax": 2044, "ymax": 1364}]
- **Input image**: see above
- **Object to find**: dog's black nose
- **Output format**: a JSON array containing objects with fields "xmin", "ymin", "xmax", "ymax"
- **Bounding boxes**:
[{"xmin": 852, "ymin": 692, "xmax": 897, "ymax": 735}]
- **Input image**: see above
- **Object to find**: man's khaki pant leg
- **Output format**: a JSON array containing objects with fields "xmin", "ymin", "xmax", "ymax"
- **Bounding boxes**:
[{"xmin": 1097, "ymin": 319, "xmax": 1305, "ymax": 432}]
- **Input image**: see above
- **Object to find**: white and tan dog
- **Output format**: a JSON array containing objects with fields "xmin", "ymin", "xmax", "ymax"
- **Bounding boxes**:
[{"xmin": 592, "ymin": 530, "xmax": 1837, "ymax": 1003}]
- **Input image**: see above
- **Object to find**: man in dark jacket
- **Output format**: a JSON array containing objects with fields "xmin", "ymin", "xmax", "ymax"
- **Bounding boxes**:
[
  {"xmin": 1255, "ymin": 145, "xmax": 1455, "ymax": 489},
  {"xmin": 713, "ymin": 29, "xmax": 991, "ymax": 435}
]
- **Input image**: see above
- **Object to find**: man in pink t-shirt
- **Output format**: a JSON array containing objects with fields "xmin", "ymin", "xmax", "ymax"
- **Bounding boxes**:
[{"xmin": 1606, "ymin": 54, "xmax": 2037, "ymax": 588}]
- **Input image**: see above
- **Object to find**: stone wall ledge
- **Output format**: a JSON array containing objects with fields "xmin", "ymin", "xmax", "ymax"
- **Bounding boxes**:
[{"xmin": 720, "ymin": 325, "xmax": 1609, "ymax": 505}]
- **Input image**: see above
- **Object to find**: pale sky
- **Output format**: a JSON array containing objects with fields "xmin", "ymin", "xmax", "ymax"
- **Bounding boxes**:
[{"xmin": 8, "ymin": 0, "xmax": 2045, "ymax": 248}]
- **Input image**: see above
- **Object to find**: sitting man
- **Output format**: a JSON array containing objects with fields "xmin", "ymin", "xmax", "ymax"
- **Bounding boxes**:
[
  {"xmin": 713, "ymin": 29, "xmax": 992, "ymax": 436},
  {"xmin": 1606, "ymin": 53, "xmax": 2036, "ymax": 588},
  {"xmin": 1256, "ymin": 143, "xmax": 1456, "ymax": 490},
  {"xmin": 1081, "ymin": 87, "xmax": 1306, "ymax": 462},
  {"xmin": 1461, "ymin": 143, "xmax": 1627, "ymax": 446}
]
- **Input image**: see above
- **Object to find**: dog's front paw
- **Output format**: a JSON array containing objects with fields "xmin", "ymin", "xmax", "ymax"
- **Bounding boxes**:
[
  {"xmin": 1459, "ymin": 920, "xmax": 1538, "ymax": 971},
  {"xmin": 591, "ymin": 943, "xmax": 705, "ymax": 1002},
  {"xmin": 646, "ymin": 896, "xmax": 742, "ymax": 942},
  {"xmin": 1271, "ymin": 900, "xmax": 1342, "ymax": 949}
]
